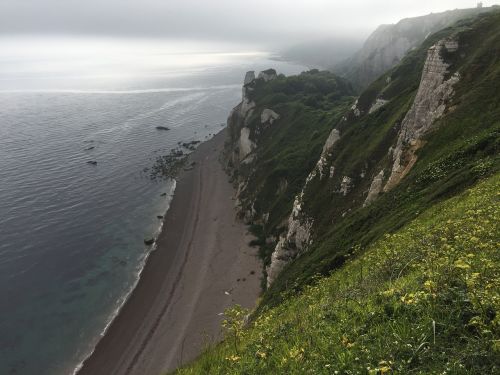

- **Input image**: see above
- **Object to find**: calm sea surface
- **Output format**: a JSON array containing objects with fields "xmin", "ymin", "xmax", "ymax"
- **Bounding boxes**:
[{"xmin": 0, "ymin": 37, "xmax": 307, "ymax": 375}]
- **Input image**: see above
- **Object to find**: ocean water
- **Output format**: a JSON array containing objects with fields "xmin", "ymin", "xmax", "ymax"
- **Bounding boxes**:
[{"xmin": 0, "ymin": 37, "xmax": 307, "ymax": 375}]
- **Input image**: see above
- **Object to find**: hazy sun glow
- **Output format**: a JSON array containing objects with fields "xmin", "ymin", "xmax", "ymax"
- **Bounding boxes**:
[{"xmin": 0, "ymin": 36, "xmax": 267, "ymax": 88}]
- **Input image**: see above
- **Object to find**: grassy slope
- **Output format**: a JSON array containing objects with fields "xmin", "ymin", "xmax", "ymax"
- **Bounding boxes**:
[
  {"xmin": 262, "ymin": 11, "xmax": 500, "ymax": 308},
  {"xmin": 177, "ymin": 173, "xmax": 499, "ymax": 375}
]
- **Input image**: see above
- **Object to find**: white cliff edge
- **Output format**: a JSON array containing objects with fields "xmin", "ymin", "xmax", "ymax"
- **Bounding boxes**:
[
  {"xmin": 266, "ymin": 128, "xmax": 341, "ymax": 286},
  {"xmin": 384, "ymin": 38, "xmax": 460, "ymax": 191}
]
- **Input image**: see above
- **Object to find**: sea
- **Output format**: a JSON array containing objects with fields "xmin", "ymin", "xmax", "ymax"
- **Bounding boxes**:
[{"xmin": 0, "ymin": 36, "xmax": 307, "ymax": 375}]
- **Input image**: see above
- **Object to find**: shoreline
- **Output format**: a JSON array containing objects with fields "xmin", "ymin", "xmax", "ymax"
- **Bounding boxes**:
[
  {"xmin": 78, "ymin": 128, "xmax": 261, "ymax": 375},
  {"xmin": 72, "ymin": 179, "xmax": 178, "ymax": 375}
]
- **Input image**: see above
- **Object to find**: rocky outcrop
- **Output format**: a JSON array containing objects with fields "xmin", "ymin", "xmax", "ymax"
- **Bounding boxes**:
[
  {"xmin": 339, "ymin": 176, "xmax": 353, "ymax": 196},
  {"xmin": 226, "ymin": 69, "xmax": 279, "ymax": 167},
  {"xmin": 369, "ymin": 99, "xmax": 389, "ymax": 114},
  {"xmin": 244, "ymin": 71, "xmax": 255, "ymax": 85},
  {"xmin": 266, "ymin": 128, "xmax": 341, "ymax": 286},
  {"xmin": 384, "ymin": 38, "xmax": 460, "ymax": 191},
  {"xmin": 266, "ymin": 192, "xmax": 313, "ymax": 286},
  {"xmin": 364, "ymin": 170, "xmax": 384, "ymax": 206},
  {"xmin": 317, "ymin": 129, "xmax": 340, "ymax": 178},
  {"xmin": 238, "ymin": 127, "xmax": 255, "ymax": 160},
  {"xmin": 350, "ymin": 99, "xmax": 361, "ymax": 117},
  {"xmin": 258, "ymin": 69, "xmax": 278, "ymax": 82},
  {"xmin": 261, "ymin": 109, "xmax": 280, "ymax": 125}
]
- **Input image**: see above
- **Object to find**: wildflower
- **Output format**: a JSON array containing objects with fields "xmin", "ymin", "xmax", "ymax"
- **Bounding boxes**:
[
  {"xmin": 225, "ymin": 355, "xmax": 241, "ymax": 362},
  {"xmin": 454, "ymin": 259, "xmax": 470, "ymax": 269},
  {"xmin": 288, "ymin": 347, "xmax": 305, "ymax": 360},
  {"xmin": 381, "ymin": 288, "xmax": 395, "ymax": 297},
  {"xmin": 256, "ymin": 350, "xmax": 267, "ymax": 359},
  {"xmin": 424, "ymin": 280, "xmax": 435, "ymax": 291},
  {"xmin": 401, "ymin": 293, "xmax": 415, "ymax": 304}
]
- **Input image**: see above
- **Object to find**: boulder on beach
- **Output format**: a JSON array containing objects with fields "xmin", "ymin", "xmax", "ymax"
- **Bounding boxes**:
[{"xmin": 144, "ymin": 238, "xmax": 155, "ymax": 245}]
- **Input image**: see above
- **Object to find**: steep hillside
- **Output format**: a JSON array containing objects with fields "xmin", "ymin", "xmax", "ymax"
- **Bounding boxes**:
[
  {"xmin": 334, "ymin": 6, "xmax": 497, "ymax": 91},
  {"xmin": 174, "ymin": 10, "xmax": 500, "ymax": 374},
  {"xmin": 263, "ymin": 10, "xmax": 500, "ymax": 305},
  {"xmin": 177, "ymin": 173, "xmax": 499, "ymax": 375}
]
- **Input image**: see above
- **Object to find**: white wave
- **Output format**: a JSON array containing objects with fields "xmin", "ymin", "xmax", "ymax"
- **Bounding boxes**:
[{"xmin": 72, "ymin": 179, "xmax": 177, "ymax": 375}]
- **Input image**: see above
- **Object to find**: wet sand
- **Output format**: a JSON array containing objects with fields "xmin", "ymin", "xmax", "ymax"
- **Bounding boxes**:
[{"xmin": 78, "ymin": 129, "xmax": 261, "ymax": 375}]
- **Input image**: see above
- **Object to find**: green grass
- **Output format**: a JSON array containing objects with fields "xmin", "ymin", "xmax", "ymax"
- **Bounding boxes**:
[{"xmin": 175, "ymin": 173, "xmax": 500, "ymax": 374}]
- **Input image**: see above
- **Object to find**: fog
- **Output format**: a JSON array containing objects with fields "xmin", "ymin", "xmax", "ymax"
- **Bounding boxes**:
[
  {"xmin": 1, "ymin": 0, "xmax": 498, "ymax": 90},
  {"xmin": 0, "ymin": 0, "xmax": 497, "ymax": 48}
]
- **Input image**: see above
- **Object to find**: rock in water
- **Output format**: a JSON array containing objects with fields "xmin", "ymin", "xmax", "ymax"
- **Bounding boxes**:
[
  {"xmin": 156, "ymin": 126, "xmax": 170, "ymax": 131},
  {"xmin": 144, "ymin": 238, "xmax": 155, "ymax": 245}
]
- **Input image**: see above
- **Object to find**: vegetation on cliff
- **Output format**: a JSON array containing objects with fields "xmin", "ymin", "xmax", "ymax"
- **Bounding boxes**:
[
  {"xmin": 263, "ymin": 11, "xmax": 500, "ymax": 308},
  {"xmin": 175, "ymin": 10, "xmax": 500, "ymax": 374},
  {"xmin": 225, "ymin": 70, "xmax": 354, "ymax": 278}
]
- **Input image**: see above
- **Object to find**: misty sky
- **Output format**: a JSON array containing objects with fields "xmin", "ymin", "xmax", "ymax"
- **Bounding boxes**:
[{"xmin": 0, "ymin": 0, "xmax": 498, "ymax": 46}]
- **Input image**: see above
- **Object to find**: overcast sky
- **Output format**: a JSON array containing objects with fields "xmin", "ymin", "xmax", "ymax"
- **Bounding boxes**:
[{"xmin": 0, "ymin": 0, "xmax": 498, "ymax": 46}]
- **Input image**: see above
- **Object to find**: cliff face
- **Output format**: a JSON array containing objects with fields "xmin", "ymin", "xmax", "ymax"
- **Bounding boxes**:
[
  {"xmin": 335, "ymin": 6, "xmax": 493, "ymax": 91},
  {"xmin": 224, "ymin": 11, "xmax": 500, "ymax": 299},
  {"xmin": 384, "ymin": 38, "xmax": 460, "ymax": 191},
  {"xmin": 224, "ymin": 69, "xmax": 354, "ymax": 276},
  {"xmin": 266, "ymin": 128, "xmax": 339, "ymax": 286},
  {"xmin": 265, "ymin": 36, "xmax": 462, "ymax": 284},
  {"xmin": 260, "ymin": 11, "xmax": 500, "ymax": 304}
]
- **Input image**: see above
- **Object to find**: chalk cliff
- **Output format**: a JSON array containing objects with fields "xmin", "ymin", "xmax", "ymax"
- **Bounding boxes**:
[{"xmin": 335, "ymin": 7, "xmax": 491, "ymax": 91}]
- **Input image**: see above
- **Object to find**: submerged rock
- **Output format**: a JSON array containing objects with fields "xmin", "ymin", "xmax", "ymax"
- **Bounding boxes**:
[
  {"xmin": 149, "ymin": 148, "xmax": 187, "ymax": 180},
  {"xmin": 87, "ymin": 161, "xmax": 97, "ymax": 165},
  {"xmin": 181, "ymin": 141, "xmax": 201, "ymax": 151},
  {"xmin": 156, "ymin": 126, "xmax": 170, "ymax": 131}
]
